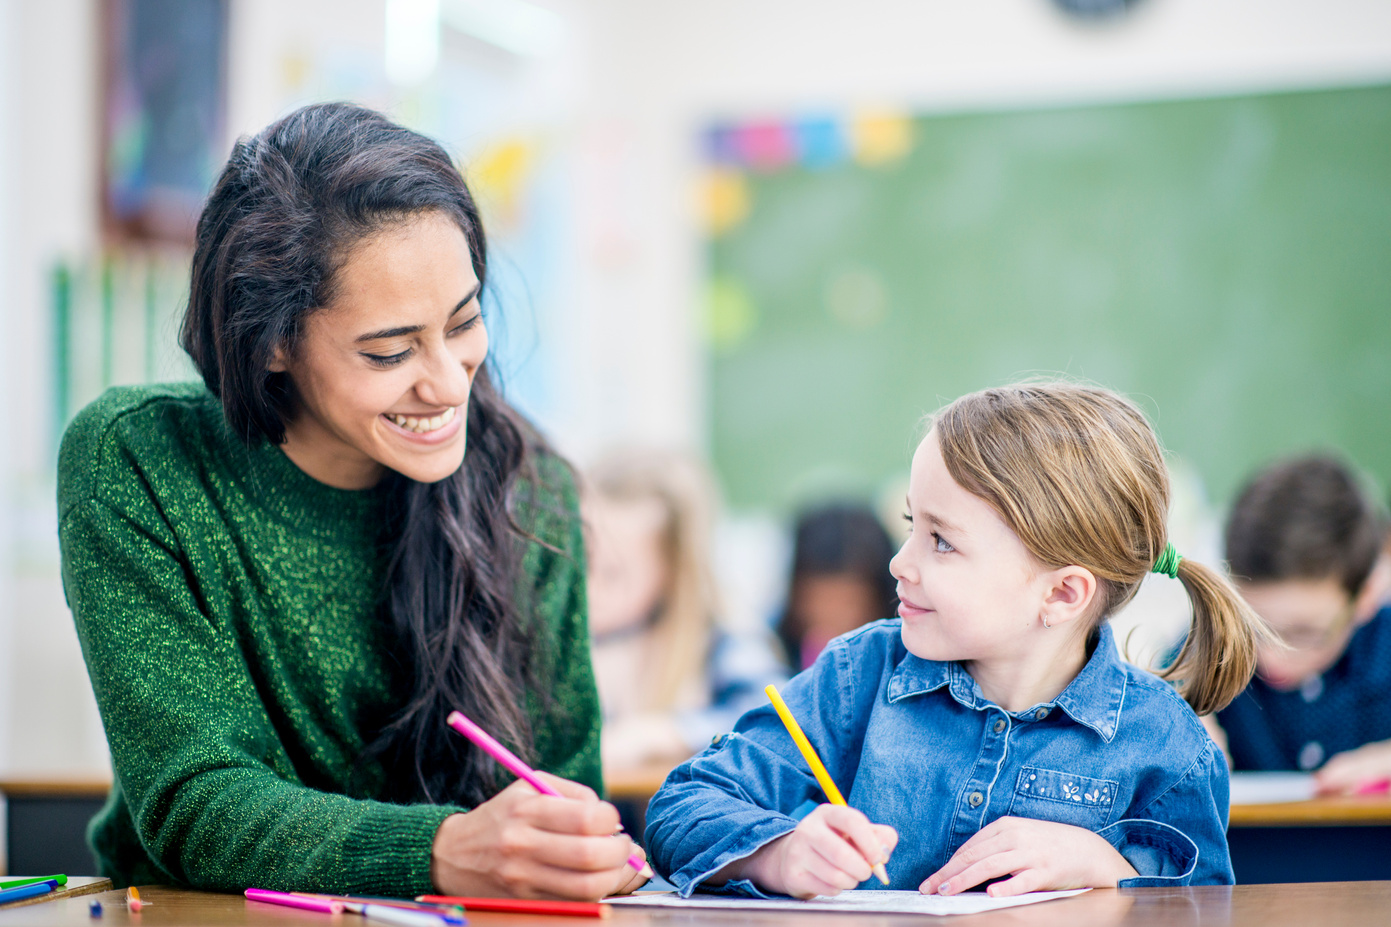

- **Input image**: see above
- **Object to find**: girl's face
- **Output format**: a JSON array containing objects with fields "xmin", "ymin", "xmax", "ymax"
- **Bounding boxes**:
[
  {"xmin": 271, "ymin": 211, "xmax": 488, "ymax": 489},
  {"xmin": 890, "ymin": 432, "xmax": 1054, "ymax": 662},
  {"xmin": 585, "ymin": 493, "xmax": 672, "ymax": 637}
]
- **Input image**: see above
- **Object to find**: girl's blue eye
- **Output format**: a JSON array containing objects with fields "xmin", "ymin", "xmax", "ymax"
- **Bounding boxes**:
[{"xmin": 933, "ymin": 532, "xmax": 955, "ymax": 553}]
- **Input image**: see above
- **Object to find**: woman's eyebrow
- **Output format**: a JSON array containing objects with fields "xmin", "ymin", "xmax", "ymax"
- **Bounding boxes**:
[{"xmin": 354, "ymin": 284, "xmax": 482, "ymax": 343}]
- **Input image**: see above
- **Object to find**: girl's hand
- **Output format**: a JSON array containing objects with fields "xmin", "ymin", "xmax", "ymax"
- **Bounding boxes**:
[
  {"xmin": 718, "ymin": 804, "xmax": 897, "ymax": 899},
  {"xmin": 923, "ymin": 817, "xmax": 1137, "ymax": 897},
  {"xmin": 1314, "ymin": 739, "xmax": 1391, "ymax": 796},
  {"xmin": 430, "ymin": 771, "xmax": 647, "ymax": 900}
]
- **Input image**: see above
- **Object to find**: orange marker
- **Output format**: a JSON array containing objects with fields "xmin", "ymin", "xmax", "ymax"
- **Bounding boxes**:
[{"xmin": 125, "ymin": 886, "xmax": 148, "ymax": 912}]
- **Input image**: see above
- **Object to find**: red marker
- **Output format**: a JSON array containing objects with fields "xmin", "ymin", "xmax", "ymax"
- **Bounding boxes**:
[{"xmin": 419, "ymin": 895, "xmax": 610, "ymax": 918}]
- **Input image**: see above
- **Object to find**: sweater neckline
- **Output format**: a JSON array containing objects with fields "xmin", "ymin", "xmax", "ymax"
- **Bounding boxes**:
[{"xmin": 231, "ymin": 428, "xmax": 394, "ymax": 538}]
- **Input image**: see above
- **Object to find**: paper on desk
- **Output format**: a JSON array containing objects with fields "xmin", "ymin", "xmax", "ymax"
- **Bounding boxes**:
[
  {"xmin": 607, "ymin": 888, "xmax": 1090, "ymax": 915},
  {"xmin": 1228, "ymin": 772, "xmax": 1317, "ymax": 805}
]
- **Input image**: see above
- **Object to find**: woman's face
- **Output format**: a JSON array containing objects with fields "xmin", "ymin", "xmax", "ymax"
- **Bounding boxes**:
[{"xmin": 271, "ymin": 211, "xmax": 488, "ymax": 489}]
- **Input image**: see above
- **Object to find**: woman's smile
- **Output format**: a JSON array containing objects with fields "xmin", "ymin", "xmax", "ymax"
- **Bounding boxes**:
[{"xmin": 381, "ymin": 404, "xmax": 463, "ymax": 443}]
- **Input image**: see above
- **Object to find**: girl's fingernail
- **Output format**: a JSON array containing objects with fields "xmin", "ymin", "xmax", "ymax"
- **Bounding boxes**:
[{"xmin": 938, "ymin": 881, "xmax": 951, "ymax": 895}]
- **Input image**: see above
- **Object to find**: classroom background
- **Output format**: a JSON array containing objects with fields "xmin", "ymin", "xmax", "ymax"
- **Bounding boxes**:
[{"xmin": 0, "ymin": 0, "xmax": 1389, "ymax": 830}]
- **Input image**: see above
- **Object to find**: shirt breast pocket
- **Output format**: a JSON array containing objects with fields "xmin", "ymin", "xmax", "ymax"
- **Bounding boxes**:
[{"xmin": 1007, "ymin": 766, "xmax": 1118, "ymax": 831}]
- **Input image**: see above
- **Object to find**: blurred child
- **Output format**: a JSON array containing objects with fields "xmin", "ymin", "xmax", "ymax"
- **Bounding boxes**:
[
  {"xmin": 776, "ymin": 503, "xmax": 899, "ymax": 671},
  {"xmin": 646, "ymin": 383, "xmax": 1268, "ymax": 898},
  {"xmin": 584, "ymin": 449, "xmax": 787, "ymax": 771},
  {"xmin": 1212, "ymin": 455, "xmax": 1391, "ymax": 793}
]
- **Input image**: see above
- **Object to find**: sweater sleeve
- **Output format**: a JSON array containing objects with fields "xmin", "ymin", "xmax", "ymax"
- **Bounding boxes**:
[{"xmin": 61, "ymin": 492, "xmax": 459, "ymax": 896}]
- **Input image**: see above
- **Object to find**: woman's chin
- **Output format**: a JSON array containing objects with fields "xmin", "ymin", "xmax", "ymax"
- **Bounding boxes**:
[{"xmin": 381, "ymin": 442, "xmax": 468, "ymax": 484}]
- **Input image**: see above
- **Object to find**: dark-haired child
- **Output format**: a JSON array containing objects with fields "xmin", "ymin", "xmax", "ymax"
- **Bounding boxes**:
[{"xmin": 1212, "ymin": 455, "xmax": 1391, "ymax": 794}]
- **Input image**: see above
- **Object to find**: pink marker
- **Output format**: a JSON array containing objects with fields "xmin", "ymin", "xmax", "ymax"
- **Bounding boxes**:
[
  {"xmin": 446, "ymin": 710, "xmax": 652, "ymax": 878},
  {"xmin": 246, "ymin": 888, "xmax": 345, "ymax": 914}
]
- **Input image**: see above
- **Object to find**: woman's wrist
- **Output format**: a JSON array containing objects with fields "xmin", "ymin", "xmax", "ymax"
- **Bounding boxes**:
[{"xmin": 430, "ymin": 811, "xmax": 487, "ymax": 896}]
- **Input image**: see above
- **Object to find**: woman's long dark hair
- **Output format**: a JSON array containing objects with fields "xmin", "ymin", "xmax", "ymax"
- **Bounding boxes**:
[{"xmin": 181, "ymin": 102, "xmax": 548, "ymax": 807}]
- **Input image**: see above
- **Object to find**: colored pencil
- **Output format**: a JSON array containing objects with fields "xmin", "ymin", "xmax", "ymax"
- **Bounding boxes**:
[
  {"xmin": 418, "ymin": 895, "xmax": 610, "ymax": 918},
  {"xmin": 0, "ymin": 881, "xmax": 56, "ymax": 905},
  {"xmin": 765, "ymin": 684, "xmax": 891, "ymax": 885},
  {"xmin": 0, "ymin": 875, "xmax": 66, "ymax": 890},
  {"xmin": 446, "ymin": 710, "xmax": 651, "ymax": 878}
]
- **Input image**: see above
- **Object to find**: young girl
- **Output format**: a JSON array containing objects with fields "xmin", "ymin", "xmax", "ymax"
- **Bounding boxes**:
[{"xmin": 644, "ymin": 382, "xmax": 1267, "ymax": 898}]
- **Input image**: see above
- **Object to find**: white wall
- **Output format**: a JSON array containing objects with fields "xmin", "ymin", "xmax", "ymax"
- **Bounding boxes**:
[
  {"xmin": 0, "ymin": 0, "xmax": 107, "ymax": 777},
  {"xmin": 3, "ymin": 0, "xmax": 1391, "ymax": 774}
]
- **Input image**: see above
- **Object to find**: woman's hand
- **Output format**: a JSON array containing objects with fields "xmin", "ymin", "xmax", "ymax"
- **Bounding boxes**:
[
  {"xmin": 923, "ymin": 817, "xmax": 1137, "ymax": 897},
  {"xmin": 430, "ymin": 771, "xmax": 648, "ymax": 900},
  {"xmin": 716, "ymin": 804, "xmax": 897, "ymax": 899},
  {"xmin": 1314, "ymin": 739, "xmax": 1391, "ymax": 796}
]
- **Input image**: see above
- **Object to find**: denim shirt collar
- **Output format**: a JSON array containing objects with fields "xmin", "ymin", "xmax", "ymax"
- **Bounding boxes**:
[{"xmin": 886, "ymin": 623, "xmax": 1128, "ymax": 742}]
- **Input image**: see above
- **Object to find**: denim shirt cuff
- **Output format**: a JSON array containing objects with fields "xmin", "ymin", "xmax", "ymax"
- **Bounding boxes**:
[
  {"xmin": 1097, "ymin": 818, "xmax": 1199, "ymax": 887},
  {"xmin": 671, "ymin": 816, "xmax": 800, "ymax": 899}
]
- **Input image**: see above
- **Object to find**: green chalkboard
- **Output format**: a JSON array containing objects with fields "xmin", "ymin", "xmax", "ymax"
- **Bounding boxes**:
[{"xmin": 707, "ymin": 84, "xmax": 1391, "ymax": 513}]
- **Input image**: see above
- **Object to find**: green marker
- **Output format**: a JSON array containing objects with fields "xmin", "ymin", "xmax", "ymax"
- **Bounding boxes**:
[{"xmin": 0, "ymin": 874, "xmax": 67, "ymax": 890}]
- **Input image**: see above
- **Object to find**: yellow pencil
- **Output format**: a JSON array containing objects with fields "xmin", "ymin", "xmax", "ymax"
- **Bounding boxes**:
[{"xmin": 764, "ymin": 684, "xmax": 891, "ymax": 885}]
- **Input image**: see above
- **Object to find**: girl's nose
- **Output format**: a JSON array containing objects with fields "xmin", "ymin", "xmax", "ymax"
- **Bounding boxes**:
[{"xmin": 889, "ymin": 543, "xmax": 913, "ymax": 583}]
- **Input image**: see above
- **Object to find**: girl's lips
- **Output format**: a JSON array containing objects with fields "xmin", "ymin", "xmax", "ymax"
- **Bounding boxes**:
[
  {"xmin": 381, "ymin": 409, "xmax": 463, "ymax": 445},
  {"xmin": 897, "ymin": 600, "xmax": 932, "ymax": 619}
]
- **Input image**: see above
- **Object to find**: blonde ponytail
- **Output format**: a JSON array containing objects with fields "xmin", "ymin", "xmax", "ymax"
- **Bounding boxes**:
[{"xmin": 1161, "ymin": 558, "xmax": 1276, "ymax": 715}]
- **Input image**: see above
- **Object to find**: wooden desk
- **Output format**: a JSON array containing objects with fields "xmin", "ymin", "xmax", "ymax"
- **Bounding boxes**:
[
  {"xmin": 1228, "ymin": 795, "xmax": 1391, "ymax": 883},
  {"xmin": 0, "ymin": 777, "xmax": 111, "ymax": 877},
  {"xmin": 2, "ymin": 882, "xmax": 1390, "ymax": 926},
  {"xmin": 605, "ymin": 765, "xmax": 675, "ymax": 803},
  {"xmin": 1229, "ymin": 794, "xmax": 1391, "ymax": 827}
]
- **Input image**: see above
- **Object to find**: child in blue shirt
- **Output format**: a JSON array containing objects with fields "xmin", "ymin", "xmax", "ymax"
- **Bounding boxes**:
[
  {"xmin": 645, "ymin": 383, "xmax": 1267, "ymax": 899},
  {"xmin": 1212, "ymin": 455, "xmax": 1391, "ymax": 789}
]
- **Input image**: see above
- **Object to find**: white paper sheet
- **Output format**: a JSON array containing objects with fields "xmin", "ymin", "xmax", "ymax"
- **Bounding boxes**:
[
  {"xmin": 1228, "ymin": 771, "xmax": 1317, "ymax": 805},
  {"xmin": 607, "ymin": 888, "xmax": 1090, "ymax": 916}
]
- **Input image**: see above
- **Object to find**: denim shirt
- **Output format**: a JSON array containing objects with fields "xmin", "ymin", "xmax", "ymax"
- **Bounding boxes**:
[{"xmin": 644, "ymin": 619, "xmax": 1232, "ymax": 897}]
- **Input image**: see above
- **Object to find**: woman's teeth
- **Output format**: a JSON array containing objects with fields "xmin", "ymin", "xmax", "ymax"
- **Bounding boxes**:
[{"xmin": 390, "ymin": 406, "xmax": 456, "ymax": 434}]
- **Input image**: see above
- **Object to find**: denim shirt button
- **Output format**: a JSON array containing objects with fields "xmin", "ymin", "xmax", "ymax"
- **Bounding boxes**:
[
  {"xmin": 968, "ymin": 791, "xmax": 984, "ymax": 807},
  {"xmin": 992, "ymin": 719, "xmax": 1006, "ymax": 733},
  {"xmin": 1034, "ymin": 707, "xmax": 1049, "ymax": 720},
  {"xmin": 711, "ymin": 733, "xmax": 724, "ymax": 746}
]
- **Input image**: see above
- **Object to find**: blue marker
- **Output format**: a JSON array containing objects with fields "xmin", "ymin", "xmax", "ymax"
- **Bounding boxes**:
[
  {"xmin": 0, "ymin": 880, "xmax": 57, "ymax": 904},
  {"xmin": 90, "ymin": 899, "xmax": 104, "ymax": 917}
]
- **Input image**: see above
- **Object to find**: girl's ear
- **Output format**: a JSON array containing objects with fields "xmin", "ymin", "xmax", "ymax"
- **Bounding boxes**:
[{"xmin": 1040, "ymin": 565, "xmax": 1098, "ymax": 629}]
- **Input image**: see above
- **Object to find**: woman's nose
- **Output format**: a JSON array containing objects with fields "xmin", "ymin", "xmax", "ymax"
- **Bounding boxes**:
[{"xmin": 416, "ymin": 343, "xmax": 474, "ymax": 408}]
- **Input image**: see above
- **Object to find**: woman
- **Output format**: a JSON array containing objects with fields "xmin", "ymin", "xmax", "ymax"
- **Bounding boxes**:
[{"xmin": 58, "ymin": 103, "xmax": 645, "ymax": 900}]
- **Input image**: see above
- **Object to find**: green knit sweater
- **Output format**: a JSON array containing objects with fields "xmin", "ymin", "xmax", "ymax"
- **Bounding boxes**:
[{"xmin": 57, "ymin": 383, "xmax": 602, "ymax": 895}]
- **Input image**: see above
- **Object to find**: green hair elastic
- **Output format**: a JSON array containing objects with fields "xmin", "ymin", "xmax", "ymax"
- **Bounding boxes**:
[{"xmin": 1152, "ymin": 542, "xmax": 1183, "ymax": 579}]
